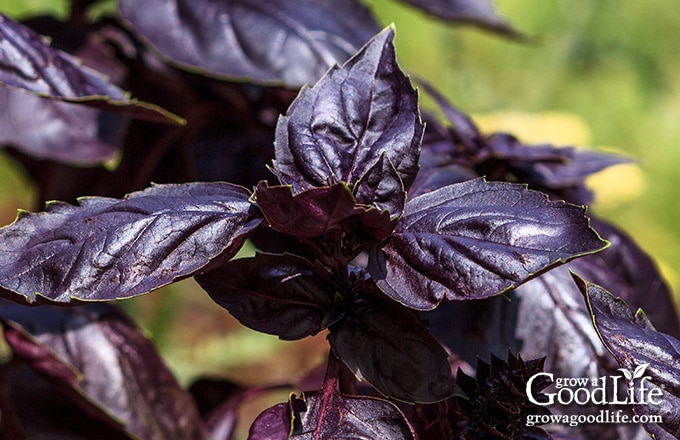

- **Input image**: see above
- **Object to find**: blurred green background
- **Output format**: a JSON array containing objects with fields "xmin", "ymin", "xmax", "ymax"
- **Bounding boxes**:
[{"xmin": 2, "ymin": 0, "xmax": 680, "ymax": 434}]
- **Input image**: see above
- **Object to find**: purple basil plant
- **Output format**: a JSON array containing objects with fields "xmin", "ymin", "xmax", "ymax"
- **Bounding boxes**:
[{"xmin": 0, "ymin": 1, "xmax": 678, "ymax": 439}]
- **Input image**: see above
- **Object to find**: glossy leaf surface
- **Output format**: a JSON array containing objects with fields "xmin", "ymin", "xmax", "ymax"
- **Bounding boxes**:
[
  {"xmin": 118, "ymin": 0, "xmax": 380, "ymax": 87},
  {"xmin": 272, "ymin": 27, "xmax": 422, "ymax": 217},
  {"xmin": 369, "ymin": 178, "xmax": 607, "ymax": 310},
  {"xmin": 0, "ymin": 182, "xmax": 261, "ymax": 303},
  {"xmin": 329, "ymin": 283, "xmax": 453, "ymax": 402},
  {"xmin": 196, "ymin": 253, "xmax": 341, "ymax": 340},
  {"xmin": 0, "ymin": 87, "xmax": 121, "ymax": 165},
  {"xmin": 0, "ymin": 302, "xmax": 210, "ymax": 439},
  {"xmin": 0, "ymin": 13, "xmax": 181, "ymax": 124},
  {"xmin": 255, "ymin": 182, "xmax": 395, "ymax": 242},
  {"xmin": 250, "ymin": 378, "xmax": 416, "ymax": 439},
  {"xmin": 577, "ymin": 275, "xmax": 680, "ymax": 439}
]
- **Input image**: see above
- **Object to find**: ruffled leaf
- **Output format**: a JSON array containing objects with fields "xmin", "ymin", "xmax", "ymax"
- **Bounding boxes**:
[
  {"xmin": 272, "ymin": 27, "xmax": 422, "ymax": 218},
  {"xmin": 576, "ymin": 274, "xmax": 680, "ymax": 439},
  {"xmin": 369, "ymin": 178, "xmax": 607, "ymax": 310},
  {"xmin": 0, "ymin": 182, "xmax": 261, "ymax": 303},
  {"xmin": 255, "ymin": 182, "xmax": 396, "ymax": 245}
]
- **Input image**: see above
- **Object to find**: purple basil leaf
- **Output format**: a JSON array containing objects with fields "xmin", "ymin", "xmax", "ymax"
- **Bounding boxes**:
[
  {"xmin": 354, "ymin": 152, "xmax": 407, "ymax": 217},
  {"xmin": 117, "ymin": 0, "xmax": 380, "ymax": 88},
  {"xmin": 0, "ymin": 182, "xmax": 262, "ymax": 303},
  {"xmin": 0, "ymin": 13, "xmax": 182, "ymax": 124},
  {"xmin": 369, "ymin": 178, "xmax": 607, "ymax": 310},
  {"xmin": 0, "ymin": 87, "xmax": 122, "ymax": 165},
  {"xmin": 248, "ymin": 402, "xmax": 292, "ymax": 440},
  {"xmin": 417, "ymin": 78, "xmax": 483, "ymax": 154},
  {"xmin": 0, "ymin": 302, "xmax": 210, "ymax": 439},
  {"xmin": 0, "ymin": 364, "xmax": 131, "ymax": 440},
  {"xmin": 329, "ymin": 282, "xmax": 453, "ymax": 403},
  {"xmin": 272, "ymin": 27, "xmax": 422, "ymax": 217},
  {"xmin": 250, "ymin": 378, "xmax": 417, "ymax": 439},
  {"xmin": 395, "ymin": 0, "xmax": 523, "ymax": 38},
  {"xmin": 415, "ymin": 278, "xmax": 643, "ymax": 440},
  {"xmin": 189, "ymin": 378, "xmax": 290, "ymax": 440},
  {"xmin": 255, "ymin": 182, "xmax": 396, "ymax": 244},
  {"xmin": 573, "ymin": 218, "xmax": 680, "ymax": 338},
  {"xmin": 575, "ymin": 274, "xmax": 680, "ymax": 439},
  {"xmin": 196, "ymin": 253, "xmax": 341, "ymax": 340},
  {"xmin": 485, "ymin": 133, "xmax": 631, "ymax": 190}
]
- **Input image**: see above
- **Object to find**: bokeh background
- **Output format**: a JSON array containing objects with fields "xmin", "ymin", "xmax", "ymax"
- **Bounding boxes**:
[{"xmin": 2, "ymin": 0, "xmax": 680, "ymax": 434}]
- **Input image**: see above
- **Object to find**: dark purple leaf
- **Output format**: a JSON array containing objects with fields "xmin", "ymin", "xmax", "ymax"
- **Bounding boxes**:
[
  {"xmin": 395, "ymin": 0, "xmax": 523, "ymax": 38},
  {"xmin": 427, "ymin": 246, "xmax": 656, "ymax": 438},
  {"xmin": 0, "ymin": 302, "xmax": 210, "ymax": 439},
  {"xmin": 250, "ymin": 378, "xmax": 417, "ymax": 439},
  {"xmin": 329, "ymin": 282, "xmax": 453, "ymax": 403},
  {"xmin": 189, "ymin": 378, "xmax": 291, "ymax": 440},
  {"xmin": 196, "ymin": 253, "xmax": 342, "ymax": 340},
  {"xmin": 483, "ymin": 133, "xmax": 631, "ymax": 204},
  {"xmin": 0, "ymin": 364, "xmax": 131, "ymax": 440},
  {"xmin": 0, "ymin": 13, "xmax": 182, "ymax": 124},
  {"xmin": 117, "ymin": 0, "xmax": 380, "ymax": 88},
  {"xmin": 255, "ymin": 182, "xmax": 396, "ymax": 244},
  {"xmin": 0, "ymin": 87, "xmax": 122, "ymax": 165},
  {"xmin": 248, "ymin": 402, "xmax": 292, "ymax": 440},
  {"xmin": 575, "ymin": 274, "xmax": 680, "ymax": 439},
  {"xmin": 369, "ymin": 178, "xmax": 607, "ymax": 310},
  {"xmin": 272, "ymin": 27, "xmax": 422, "ymax": 217},
  {"xmin": 571, "ymin": 218, "xmax": 680, "ymax": 338},
  {"xmin": 0, "ymin": 182, "xmax": 262, "ymax": 303},
  {"xmin": 417, "ymin": 78, "xmax": 483, "ymax": 155}
]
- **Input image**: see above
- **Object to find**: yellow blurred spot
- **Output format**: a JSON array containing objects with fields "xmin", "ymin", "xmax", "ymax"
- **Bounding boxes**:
[
  {"xmin": 471, "ymin": 111, "xmax": 645, "ymax": 209},
  {"xmin": 473, "ymin": 111, "xmax": 592, "ymax": 146},
  {"xmin": 586, "ymin": 162, "xmax": 645, "ymax": 209}
]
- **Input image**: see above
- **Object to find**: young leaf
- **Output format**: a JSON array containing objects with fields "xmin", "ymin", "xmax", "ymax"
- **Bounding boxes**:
[
  {"xmin": 250, "ymin": 378, "xmax": 417, "ymax": 439},
  {"xmin": 328, "ymin": 282, "xmax": 454, "ymax": 403},
  {"xmin": 0, "ymin": 13, "xmax": 182, "ymax": 124},
  {"xmin": 369, "ymin": 178, "xmax": 607, "ymax": 310},
  {"xmin": 0, "ymin": 182, "xmax": 262, "ymax": 303},
  {"xmin": 395, "ymin": 0, "xmax": 523, "ymax": 38},
  {"xmin": 255, "ymin": 182, "xmax": 396, "ymax": 244},
  {"xmin": 0, "ymin": 302, "xmax": 211, "ymax": 439},
  {"xmin": 575, "ymin": 274, "xmax": 680, "ymax": 439},
  {"xmin": 195, "ymin": 253, "xmax": 342, "ymax": 340},
  {"xmin": 118, "ymin": 0, "xmax": 380, "ymax": 87},
  {"xmin": 272, "ymin": 27, "xmax": 423, "ymax": 218}
]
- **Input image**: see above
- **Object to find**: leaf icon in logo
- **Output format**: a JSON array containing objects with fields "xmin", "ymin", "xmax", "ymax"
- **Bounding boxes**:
[
  {"xmin": 633, "ymin": 363, "xmax": 650, "ymax": 379},
  {"xmin": 618, "ymin": 368, "xmax": 633, "ymax": 381}
]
